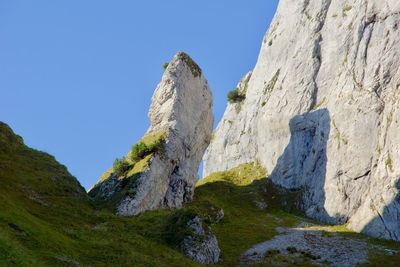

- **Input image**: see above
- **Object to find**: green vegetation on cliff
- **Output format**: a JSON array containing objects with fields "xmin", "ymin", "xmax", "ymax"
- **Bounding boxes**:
[
  {"xmin": 227, "ymin": 88, "xmax": 246, "ymax": 104},
  {"xmin": 177, "ymin": 52, "xmax": 202, "ymax": 78},
  {"xmin": 111, "ymin": 131, "xmax": 167, "ymax": 178}
]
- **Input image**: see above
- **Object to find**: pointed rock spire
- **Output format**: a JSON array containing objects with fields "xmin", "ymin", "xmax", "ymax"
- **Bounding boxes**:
[{"xmin": 89, "ymin": 52, "xmax": 213, "ymax": 216}]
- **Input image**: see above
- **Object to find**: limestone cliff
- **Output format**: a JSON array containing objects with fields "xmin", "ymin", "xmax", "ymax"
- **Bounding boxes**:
[
  {"xmin": 204, "ymin": 0, "xmax": 400, "ymax": 241},
  {"xmin": 90, "ymin": 52, "xmax": 213, "ymax": 216}
]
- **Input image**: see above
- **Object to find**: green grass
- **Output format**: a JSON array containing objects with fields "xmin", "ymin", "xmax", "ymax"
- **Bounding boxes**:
[
  {"xmin": 118, "ymin": 130, "xmax": 167, "ymax": 175},
  {"xmin": 89, "ymin": 130, "xmax": 167, "ymax": 208},
  {"xmin": 0, "ymin": 122, "xmax": 198, "ymax": 266},
  {"xmin": 196, "ymin": 163, "xmax": 267, "ymax": 187},
  {"xmin": 163, "ymin": 62, "xmax": 169, "ymax": 71},
  {"xmin": 2, "ymin": 122, "xmax": 400, "ymax": 266},
  {"xmin": 129, "ymin": 131, "xmax": 166, "ymax": 163},
  {"xmin": 227, "ymin": 88, "xmax": 246, "ymax": 104},
  {"xmin": 113, "ymin": 157, "xmax": 130, "ymax": 177},
  {"xmin": 192, "ymin": 182, "xmax": 300, "ymax": 266},
  {"xmin": 386, "ymin": 153, "xmax": 394, "ymax": 172},
  {"xmin": 333, "ymin": 120, "xmax": 349, "ymax": 149}
]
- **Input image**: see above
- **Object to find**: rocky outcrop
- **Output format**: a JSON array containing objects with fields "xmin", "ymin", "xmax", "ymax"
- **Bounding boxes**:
[
  {"xmin": 181, "ymin": 216, "xmax": 220, "ymax": 265},
  {"xmin": 89, "ymin": 52, "xmax": 213, "ymax": 216},
  {"xmin": 204, "ymin": 1, "xmax": 400, "ymax": 241}
]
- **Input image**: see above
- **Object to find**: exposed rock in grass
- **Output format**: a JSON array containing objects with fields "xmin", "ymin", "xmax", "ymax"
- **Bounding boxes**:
[{"xmin": 181, "ymin": 216, "xmax": 220, "ymax": 265}]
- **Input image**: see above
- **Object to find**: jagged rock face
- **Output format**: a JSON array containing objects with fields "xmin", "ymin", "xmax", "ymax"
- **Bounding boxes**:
[
  {"xmin": 90, "ymin": 52, "xmax": 213, "ymax": 216},
  {"xmin": 181, "ymin": 216, "xmax": 220, "ymax": 265},
  {"xmin": 204, "ymin": 0, "xmax": 400, "ymax": 241}
]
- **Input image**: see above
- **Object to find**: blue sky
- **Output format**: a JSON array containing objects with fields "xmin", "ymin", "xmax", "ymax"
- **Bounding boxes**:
[{"xmin": 0, "ymin": 1, "xmax": 279, "ymax": 189}]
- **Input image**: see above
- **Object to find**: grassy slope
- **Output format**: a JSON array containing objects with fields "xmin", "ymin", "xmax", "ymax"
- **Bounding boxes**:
[
  {"xmin": 1, "ymin": 122, "xmax": 400, "ymax": 266},
  {"xmin": 0, "ymin": 123, "xmax": 198, "ymax": 267},
  {"xmin": 192, "ymin": 164, "xmax": 302, "ymax": 266}
]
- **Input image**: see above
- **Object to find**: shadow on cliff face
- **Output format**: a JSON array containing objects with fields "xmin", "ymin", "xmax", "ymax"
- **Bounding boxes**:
[
  {"xmin": 265, "ymin": 108, "xmax": 400, "ymax": 240},
  {"xmin": 267, "ymin": 108, "xmax": 341, "ymax": 223},
  {"xmin": 361, "ymin": 179, "xmax": 400, "ymax": 241}
]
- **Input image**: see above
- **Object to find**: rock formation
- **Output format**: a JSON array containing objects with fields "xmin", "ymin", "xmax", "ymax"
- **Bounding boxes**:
[
  {"xmin": 181, "ymin": 216, "xmax": 221, "ymax": 265},
  {"xmin": 204, "ymin": 0, "xmax": 400, "ymax": 241},
  {"xmin": 89, "ymin": 52, "xmax": 213, "ymax": 216}
]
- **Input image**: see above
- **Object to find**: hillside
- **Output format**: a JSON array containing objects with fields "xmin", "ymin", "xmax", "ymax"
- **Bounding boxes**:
[
  {"xmin": 0, "ymin": 122, "xmax": 199, "ymax": 266},
  {"xmin": 1, "ymin": 122, "xmax": 400, "ymax": 266}
]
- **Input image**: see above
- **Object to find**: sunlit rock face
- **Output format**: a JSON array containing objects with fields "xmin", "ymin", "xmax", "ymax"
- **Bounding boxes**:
[
  {"xmin": 90, "ymin": 52, "xmax": 213, "ymax": 216},
  {"xmin": 204, "ymin": 0, "xmax": 400, "ymax": 241}
]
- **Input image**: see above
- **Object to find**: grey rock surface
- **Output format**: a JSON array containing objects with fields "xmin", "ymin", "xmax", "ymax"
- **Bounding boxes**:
[
  {"xmin": 90, "ymin": 52, "xmax": 213, "ymax": 216},
  {"xmin": 241, "ymin": 224, "xmax": 391, "ymax": 267},
  {"xmin": 181, "ymin": 216, "xmax": 220, "ymax": 265},
  {"xmin": 204, "ymin": 0, "xmax": 400, "ymax": 241}
]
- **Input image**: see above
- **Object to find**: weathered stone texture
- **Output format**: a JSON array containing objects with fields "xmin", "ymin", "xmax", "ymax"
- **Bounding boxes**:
[{"xmin": 204, "ymin": 0, "xmax": 400, "ymax": 241}]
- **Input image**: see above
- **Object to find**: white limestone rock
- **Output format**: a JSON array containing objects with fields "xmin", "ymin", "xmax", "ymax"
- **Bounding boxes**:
[
  {"xmin": 90, "ymin": 52, "xmax": 213, "ymax": 216},
  {"xmin": 204, "ymin": 0, "xmax": 400, "ymax": 241}
]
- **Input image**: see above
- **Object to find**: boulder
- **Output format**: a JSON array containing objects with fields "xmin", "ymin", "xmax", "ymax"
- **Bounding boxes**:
[{"xmin": 181, "ymin": 216, "xmax": 220, "ymax": 265}]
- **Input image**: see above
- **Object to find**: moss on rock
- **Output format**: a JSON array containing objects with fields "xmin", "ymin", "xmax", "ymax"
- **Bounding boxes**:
[{"xmin": 177, "ymin": 52, "xmax": 202, "ymax": 78}]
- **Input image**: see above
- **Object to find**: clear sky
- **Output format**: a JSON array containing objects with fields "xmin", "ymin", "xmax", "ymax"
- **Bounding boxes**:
[{"xmin": 0, "ymin": 1, "xmax": 279, "ymax": 190}]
